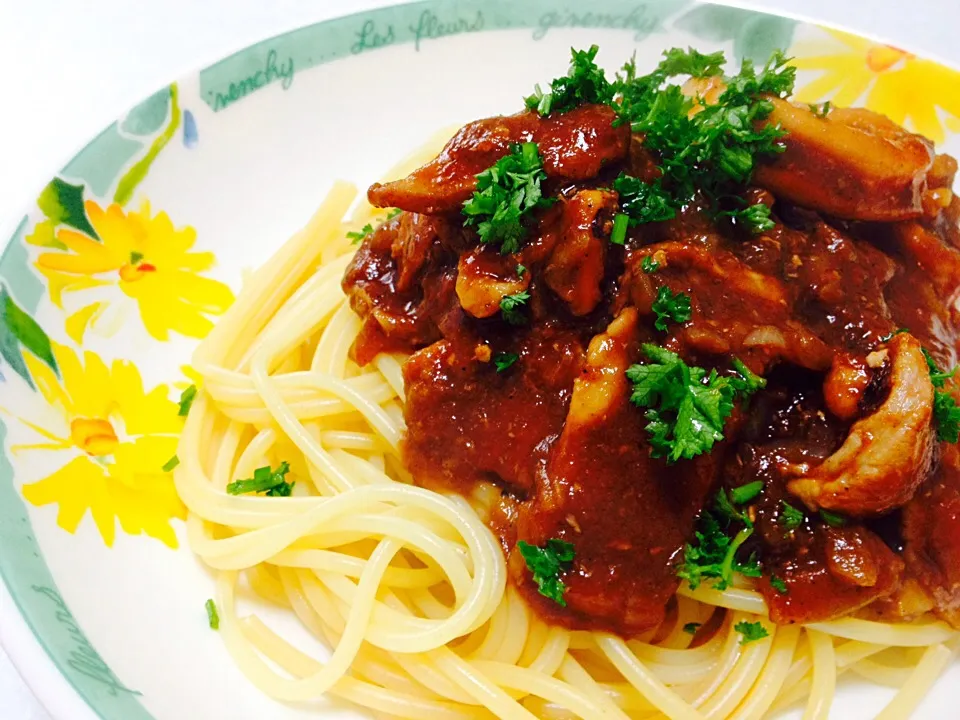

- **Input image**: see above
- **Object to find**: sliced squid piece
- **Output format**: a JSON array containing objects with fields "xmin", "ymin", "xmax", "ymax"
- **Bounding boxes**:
[
  {"xmin": 455, "ymin": 246, "xmax": 529, "ymax": 319},
  {"xmin": 755, "ymin": 99, "xmax": 934, "ymax": 221},
  {"xmin": 788, "ymin": 333, "xmax": 936, "ymax": 516},
  {"xmin": 544, "ymin": 189, "xmax": 618, "ymax": 316}
]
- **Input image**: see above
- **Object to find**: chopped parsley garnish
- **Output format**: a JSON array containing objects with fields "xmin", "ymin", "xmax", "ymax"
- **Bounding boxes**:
[
  {"xmin": 525, "ymin": 47, "xmax": 795, "ymax": 237},
  {"xmin": 735, "ymin": 620, "xmax": 769, "ymax": 645},
  {"xmin": 683, "ymin": 622, "xmax": 702, "ymax": 635},
  {"xmin": 347, "ymin": 223, "xmax": 374, "ymax": 244},
  {"xmin": 517, "ymin": 539, "xmax": 575, "ymax": 606},
  {"xmin": 205, "ymin": 598, "xmax": 220, "ymax": 630},
  {"xmin": 500, "ymin": 291, "xmax": 531, "ymax": 325},
  {"xmin": 524, "ymin": 45, "xmax": 615, "ymax": 116},
  {"xmin": 226, "ymin": 462, "xmax": 295, "ymax": 497},
  {"xmin": 516, "ymin": 263, "xmax": 527, "ymax": 277},
  {"xmin": 610, "ymin": 212, "xmax": 630, "ymax": 245},
  {"xmin": 162, "ymin": 455, "xmax": 180, "ymax": 472},
  {"xmin": 922, "ymin": 349, "xmax": 960, "ymax": 442},
  {"xmin": 809, "ymin": 101, "xmax": 831, "ymax": 118},
  {"xmin": 780, "ymin": 501, "xmax": 804, "ymax": 531},
  {"xmin": 770, "ymin": 576, "xmax": 788, "ymax": 595},
  {"xmin": 719, "ymin": 203, "xmax": 775, "ymax": 234},
  {"xmin": 494, "ymin": 352, "xmax": 519, "ymax": 372},
  {"xmin": 178, "ymin": 385, "xmax": 198, "ymax": 416},
  {"xmin": 612, "ymin": 174, "xmax": 676, "ymax": 226},
  {"xmin": 641, "ymin": 256, "xmax": 660, "ymax": 274},
  {"xmin": 819, "ymin": 509, "xmax": 846, "ymax": 528},
  {"xmin": 462, "ymin": 142, "xmax": 553, "ymax": 254},
  {"xmin": 729, "ymin": 480, "xmax": 764, "ymax": 505},
  {"xmin": 730, "ymin": 358, "xmax": 767, "ymax": 395},
  {"xmin": 651, "ymin": 287, "xmax": 692, "ymax": 331},
  {"xmin": 626, "ymin": 346, "xmax": 764, "ymax": 462},
  {"xmin": 677, "ymin": 489, "xmax": 761, "ymax": 590},
  {"xmin": 347, "ymin": 210, "xmax": 401, "ymax": 244},
  {"xmin": 130, "ymin": 251, "xmax": 144, "ymax": 264}
]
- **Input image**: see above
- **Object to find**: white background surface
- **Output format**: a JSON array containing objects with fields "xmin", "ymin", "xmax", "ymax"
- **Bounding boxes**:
[{"xmin": 0, "ymin": 0, "xmax": 957, "ymax": 718}]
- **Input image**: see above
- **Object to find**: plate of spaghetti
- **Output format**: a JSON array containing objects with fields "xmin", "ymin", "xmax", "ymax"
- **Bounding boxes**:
[{"xmin": 3, "ymin": 1, "xmax": 960, "ymax": 719}]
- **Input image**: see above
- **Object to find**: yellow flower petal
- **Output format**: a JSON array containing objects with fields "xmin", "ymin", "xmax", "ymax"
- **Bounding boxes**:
[
  {"xmin": 23, "ymin": 350, "xmax": 69, "ymax": 412},
  {"xmin": 65, "ymin": 302, "xmax": 105, "ymax": 345},
  {"xmin": 22, "ymin": 455, "xmax": 117, "ymax": 545}
]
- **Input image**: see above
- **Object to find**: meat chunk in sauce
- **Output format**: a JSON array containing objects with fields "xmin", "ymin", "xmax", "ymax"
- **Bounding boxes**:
[
  {"xmin": 755, "ymin": 99, "xmax": 934, "ymax": 221},
  {"xmin": 368, "ymin": 105, "xmax": 629, "ymax": 214},
  {"xmin": 788, "ymin": 333, "xmax": 936, "ymax": 516}
]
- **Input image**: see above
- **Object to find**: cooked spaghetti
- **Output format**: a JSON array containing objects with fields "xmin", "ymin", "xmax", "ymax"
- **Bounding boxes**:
[{"xmin": 175, "ymin": 47, "xmax": 960, "ymax": 719}]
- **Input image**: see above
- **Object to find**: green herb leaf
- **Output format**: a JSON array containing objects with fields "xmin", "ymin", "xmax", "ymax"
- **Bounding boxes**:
[
  {"xmin": 205, "ymin": 598, "xmax": 220, "ymax": 630},
  {"xmin": 734, "ymin": 620, "xmax": 769, "ymax": 645},
  {"xmin": 652, "ymin": 287, "xmax": 692, "ymax": 331},
  {"xmin": 494, "ymin": 352, "xmax": 519, "ymax": 373},
  {"xmin": 731, "ymin": 357, "xmax": 767, "ymax": 395},
  {"xmin": 226, "ymin": 462, "xmax": 295, "ymax": 497},
  {"xmin": 780, "ymin": 501, "xmax": 804, "ymax": 531},
  {"xmin": 610, "ymin": 212, "xmax": 630, "ymax": 245},
  {"xmin": 770, "ymin": 576, "xmax": 788, "ymax": 595},
  {"xmin": 178, "ymin": 385, "xmax": 198, "ymax": 416},
  {"xmin": 626, "ymin": 345, "xmax": 762, "ymax": 463},
  {"xmin": 347, "ymin": 223, "xmax": 374, "ymax": 244},
  {"xmin": 612, "ymin": 175, "xmax": 676, "ymax": 226},
  {"xmin": 524, "ymin": 45, "xmax": 615, "ymax": 116},
  {"xmin": 517, "ymin": 538, "xmax": 575, "ymax": 606},
  {"xmin": 809, "ymin": 101, "xmax": 831, "ymax": 118},
  {"xmin": 819, "ymin": 509, "xmax": 846, "ymax": 528},
  {"xmin": 934, "ymin": 391, "xmax": 960, "ymax": 443},
  {"xmin": 462, "ymin": 142, "xmax": 553, "ymax": 254},
  {"xmin": 730, "ymin": 480, "xmax": 764, "ymax": 505},
  {"xmin": 641, "ymin": 256, "xmax": 660, "ymax": 274},
  {"xmin": 683, "ymin": 622, "xmax": 702, "ymax": 635},
  {"xmin": 658, "ymin": 47, "xmax": 726, "ymax": 78},
  {"xmin": 500, "ymin": 291, "xmax": 531, "ymax": 326},
  {"xmin": 720, "ymin": 203, "xmax": 775, "ymax": 234},
  {"xmin": 386, "ymin": 208, "xmax": 403, "ymax": 219},
  {"xmin": 162, "ymin": 455, "xmax": 180, "ymax": 472},
  {"xmin": 516, "ymin": 263, "xmax": 527, "ymax": 277}
]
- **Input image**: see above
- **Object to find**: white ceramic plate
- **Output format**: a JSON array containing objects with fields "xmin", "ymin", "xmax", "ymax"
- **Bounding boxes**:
[{"xmin": 2, "ymin": 1, "xmax": 960, "ymax": 717}]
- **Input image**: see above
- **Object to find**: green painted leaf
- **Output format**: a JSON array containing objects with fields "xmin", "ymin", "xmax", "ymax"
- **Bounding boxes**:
[
  {"xmin": 121, "ymin": 88, "xmax": 172, "ymax": 136},
  {"xmin": 735, "ymin": 16, "xmax": 797, "ymax": 66},
  {"xmin": 0, "ymin": 287, "xmax": 58, "ymax": 387},
  {"xmin": 114, "ymin": 84, "xmax": 181, "ymax": 207},
  {"xmin": 37, "ymin": 178, "xmax": 99, "ymax": 240},
  {"xmin": 674, "ymin": 5, "xmax": 797, "ymax": 65}
]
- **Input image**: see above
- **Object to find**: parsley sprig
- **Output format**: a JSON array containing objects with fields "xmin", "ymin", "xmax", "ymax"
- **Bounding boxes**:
[
  {"xmin": 524, "ymin": 45, "xmax": 615, "ymax": 116},
  {"xmin": 735, "ymin": 620, "xmax": 769, "ymax": 645},
  {"xmin": 517, "ymin": 538, "xmax": 575, "ymax": 606},
  {"xmin": 462, "ymin": 142, "xmax": 553, "ymax": 254},
  {"xmin": 923, "ymin": 349, "xmax": 960, "ymax": 442},
  {"xmin": 500, "ymin": 291, "xmax": 531, "ymax": 325},
  {"xmin": 651, "ymin": 287, "xmax": 691, "ymax": 331},
  {"xmin": 528, "ymin": 47, "xmax": 795, "ymax": 238},
  {"xmin": 626, "ymin": 346, "xmax": 765, "ymax": 463},
  {"xmin": 678, "ymin": 487, "xmax": 762, "ymax": 590},
  {"xmin": 226, "ymin": 462, "xmax": 295, "ymax": 497}
]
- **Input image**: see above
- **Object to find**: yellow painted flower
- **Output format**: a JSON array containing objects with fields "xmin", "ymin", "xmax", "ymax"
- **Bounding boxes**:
[
  {"xmin": 791, "ymin": 28, "xmax": 960, "ymax": 144},
  {"xmin": 14, "ymin": 343, "xmax": 185, "ymax": 547},
  {"xmin": 33, "ymin": 200, "xmax": 234, "ymax": 342}
]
